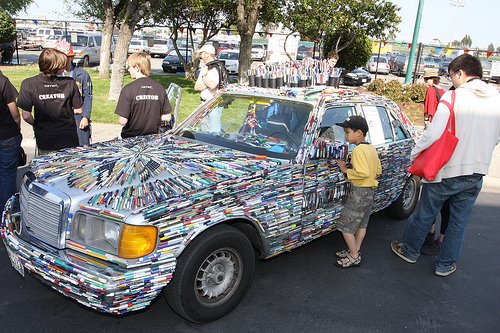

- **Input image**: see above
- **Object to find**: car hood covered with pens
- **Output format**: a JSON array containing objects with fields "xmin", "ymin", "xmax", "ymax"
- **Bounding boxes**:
[
  {"xmin": 2, "ymin": 85, "xmax": 421, "ymax": 322},
  {"xmin": 28, "ymin": 134, "xmax": 279, "ymax": 213}
]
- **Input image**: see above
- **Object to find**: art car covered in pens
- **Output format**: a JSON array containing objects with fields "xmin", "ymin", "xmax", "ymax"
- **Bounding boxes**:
[{"xmin": 2, "ymin": 85, "xmax": 420, "ymax": 323}]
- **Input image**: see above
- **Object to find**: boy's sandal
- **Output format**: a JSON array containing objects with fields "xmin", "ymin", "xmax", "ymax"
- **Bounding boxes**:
[
  {"xmin": 336, "ymin": 249, "xmax": 361, "ymax": 258},
  {"xmin": 335, "ymin": 254, "xmax": 361, "ymax": 268}
]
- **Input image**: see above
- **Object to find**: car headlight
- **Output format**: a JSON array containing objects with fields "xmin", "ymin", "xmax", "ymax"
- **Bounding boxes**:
[
  {"xmin": 346, "ymin": 73, "xmax": 357, "ymax": 78},
  {"xmin": 118, "ymin": 224, "xmax": 158, "ymax": 259},
  {"xmin": 163, "ymin": 61, "xmax": 170, "ymax": 65},
  {"xmin": 71, "ymin": 212, "xmax": 158, "ymax": 259}
]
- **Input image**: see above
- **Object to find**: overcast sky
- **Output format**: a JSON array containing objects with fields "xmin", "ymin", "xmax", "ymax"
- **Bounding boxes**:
[{"xmin": 21, "ymin": 0, "xmax": 500, "ymax": 49}]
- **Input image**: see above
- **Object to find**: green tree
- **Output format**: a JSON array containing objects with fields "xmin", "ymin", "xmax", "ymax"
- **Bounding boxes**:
[
  {"xmin": 461, "ymin": 34, "xmax": 472, "ymax": 48},
  {"xmin": 235, "ymin": 0, "xmax": 264, "ymax": 84},
  {"xmin": 323, "ymin": 31, "xmax": 371, "ymax": 71},
  {"xmin": 152, "ymin": 0, "xmax": 233, "ymax": 79},
  {"xmin": 497, "ymin": 46, "xmax": 500, "ymax": 52},
  {"xmin": 275, "ymin": 0, "xmax": 400, "ymax": 58},
  {"xmin": 74, "ymin": 0, "xmax": 127, "ymax": 79},
  {"xmin": 0, "ymin": 0, "xmax": 34, "ymax": 15},
  {"xmin": 487, "ymin": 43, "xmax": 494, "ymax": 52},
  {"xmin": 451, "ymin": 40, "xmax": 461, "ymax": 47},
  {"xmin": 0, "ymin": 10, "xmax": 15, "ymax": 44}
]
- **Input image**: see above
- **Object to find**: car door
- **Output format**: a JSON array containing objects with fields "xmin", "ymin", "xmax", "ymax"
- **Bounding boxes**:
[
  {"xmin": 299, "ymin": 104, "xmax": 355, "ymax": 242},
  {"xmin": 93, "ymin": 36, "xmax": 102, "ymax": 63},
  {"xmin": 359, "ymin": 104, "xmax": 413, "ymax": 212},
  {"xmin": 88, "ymin": 36, "xmax": 99, "ymax": 63}
]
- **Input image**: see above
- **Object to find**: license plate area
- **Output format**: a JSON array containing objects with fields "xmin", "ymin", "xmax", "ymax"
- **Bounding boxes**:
[{"xmin": 7, "ymin": 248, "xmax": 25, "ymax": 277}]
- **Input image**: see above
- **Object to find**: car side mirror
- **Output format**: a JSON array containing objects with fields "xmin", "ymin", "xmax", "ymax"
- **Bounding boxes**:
[{"xmin": 88, "ymin": 42, "xmax": 94, "ymax": 47}]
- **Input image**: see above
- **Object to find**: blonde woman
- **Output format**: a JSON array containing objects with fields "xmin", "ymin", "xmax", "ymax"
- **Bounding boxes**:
[{"xmin": 115, "ymin": 52, "xmax": 172, "ymax": 138}]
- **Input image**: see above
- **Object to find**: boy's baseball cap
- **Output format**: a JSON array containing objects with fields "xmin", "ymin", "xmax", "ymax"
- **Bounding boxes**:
[
  {"xmin": 196, "ymin": 44, "xmax": 216, "ymax": 55},
  {"xmin": 336, "ymin": 115, "xmax": 369, "ymax": 133}
]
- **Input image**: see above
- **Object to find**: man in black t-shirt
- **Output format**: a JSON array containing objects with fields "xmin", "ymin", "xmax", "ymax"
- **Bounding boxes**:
[
  {"xmin": 18, "ymin": 49, "xmax": 83, "ymax": 154},
  {"xmin": 0, "ymin": 70, "xmax": 21, "ymax": 211},
  {"xmin": 115, "ymin": 53, "xmax": 172, "ymax": 138}
]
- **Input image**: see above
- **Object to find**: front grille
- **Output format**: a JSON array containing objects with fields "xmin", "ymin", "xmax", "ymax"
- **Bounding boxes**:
[{"xmin": 20, "ymin": 183, "xmax": 64, "ymax": 248}]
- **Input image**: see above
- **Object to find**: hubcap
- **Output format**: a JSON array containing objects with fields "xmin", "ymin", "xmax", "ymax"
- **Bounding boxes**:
[
  {"xmin": 195, "ymin": 247, "xmax": 243, "ymax": 307},
  {"xmin": 403, "ymin": 178, "xmax": 416, "ymax": 211}
]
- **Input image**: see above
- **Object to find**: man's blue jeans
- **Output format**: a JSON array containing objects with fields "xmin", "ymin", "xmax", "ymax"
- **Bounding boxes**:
[
  {"xmin": 0, "ymin": 134, "xmax": 21, "ymax": 211},
  {"xmin": 401, "ymin": 174, "xmax": 483, "ymax": 272}
]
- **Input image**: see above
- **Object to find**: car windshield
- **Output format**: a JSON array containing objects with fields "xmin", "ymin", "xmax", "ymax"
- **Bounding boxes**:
[
  {"xmin": 175, "ymin": 94, "xmax": 313, "ymax": 159},
  {"xmin": 70, "ymin": 35, "xmax": 89, "ymax": 47},
  {"xmin": 372, "ymin": 57, "xmax": 387, "ymax": 63},
  {"xmin": 252, "ymin": 45, "xmax": 264, "ymax": 50}
]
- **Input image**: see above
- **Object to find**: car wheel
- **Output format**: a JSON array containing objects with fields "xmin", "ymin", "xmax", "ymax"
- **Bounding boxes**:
[
  {"xmin": 82, "ymin": 56, "xmax": 90, "ymax": 67},
  {"xmin": 397, "ymin": 69, "xmax": 402, "ymax": 77},
  {"xmin": 386, "ymin": 175, "xmax": 421, "ymax": 219},
  {"xmin": 165, "ymin": 224, "xmax": 255, "ymax": 323}
]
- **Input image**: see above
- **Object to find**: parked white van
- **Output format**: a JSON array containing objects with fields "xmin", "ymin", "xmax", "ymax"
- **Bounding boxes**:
[
  {"xmin": 28, "ymin": 28, "xmax": 64, "ymax": 49},
  {"xmin": 69, "ymin": 32, "xmax": 114, "ymax": 67},
  {"xmin": 150, "ymin": 38, "xmax": 174, "ymax": 57}
]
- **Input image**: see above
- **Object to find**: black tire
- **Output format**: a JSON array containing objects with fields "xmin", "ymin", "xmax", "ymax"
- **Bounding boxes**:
[
  {"xmin": 386, "ymin": 175, "xmax": 421, "ymax": 219},
  {"xmin": 165, "ymin": 224, "xmax": 255, "ymax": 323},
  {"xmin": 82, "ymin": 56, "xmax": 89, "ymax": 67}
]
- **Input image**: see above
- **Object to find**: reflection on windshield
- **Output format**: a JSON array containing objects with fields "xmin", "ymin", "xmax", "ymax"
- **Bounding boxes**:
[{"xmin": 178, "ymin": 95, "xmax": 312, "ymax": 159}]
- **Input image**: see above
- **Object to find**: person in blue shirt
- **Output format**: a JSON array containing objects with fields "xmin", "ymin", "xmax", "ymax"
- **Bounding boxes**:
[{"xmin": 56, "ymin": 40, "xmax": 93, "ymax": 146}]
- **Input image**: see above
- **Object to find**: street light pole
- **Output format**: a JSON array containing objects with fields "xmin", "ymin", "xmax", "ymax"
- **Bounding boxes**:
[{"xmin": 404, "ymin": 0, "xmax": 425, "ymax": 84}]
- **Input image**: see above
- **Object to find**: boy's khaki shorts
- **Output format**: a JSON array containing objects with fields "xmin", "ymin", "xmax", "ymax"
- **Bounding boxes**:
[{"xmin": 336, "ymin": 186, "xmax": 375, "ymax": 234}]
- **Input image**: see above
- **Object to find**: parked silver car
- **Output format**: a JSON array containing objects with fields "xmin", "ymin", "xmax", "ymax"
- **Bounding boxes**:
[{"xmin": 2, "ymin": 85, "xmax": 420, "ymax": 323}]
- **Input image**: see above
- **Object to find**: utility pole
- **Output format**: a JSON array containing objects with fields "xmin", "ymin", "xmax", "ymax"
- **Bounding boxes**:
[
  {"xmin": 374, "ymin": 41, "xmax": 382, "ymax": 80},
  {"xmin": 405, "ymin": 0, "xmax": 425, "ymax": 84}
]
